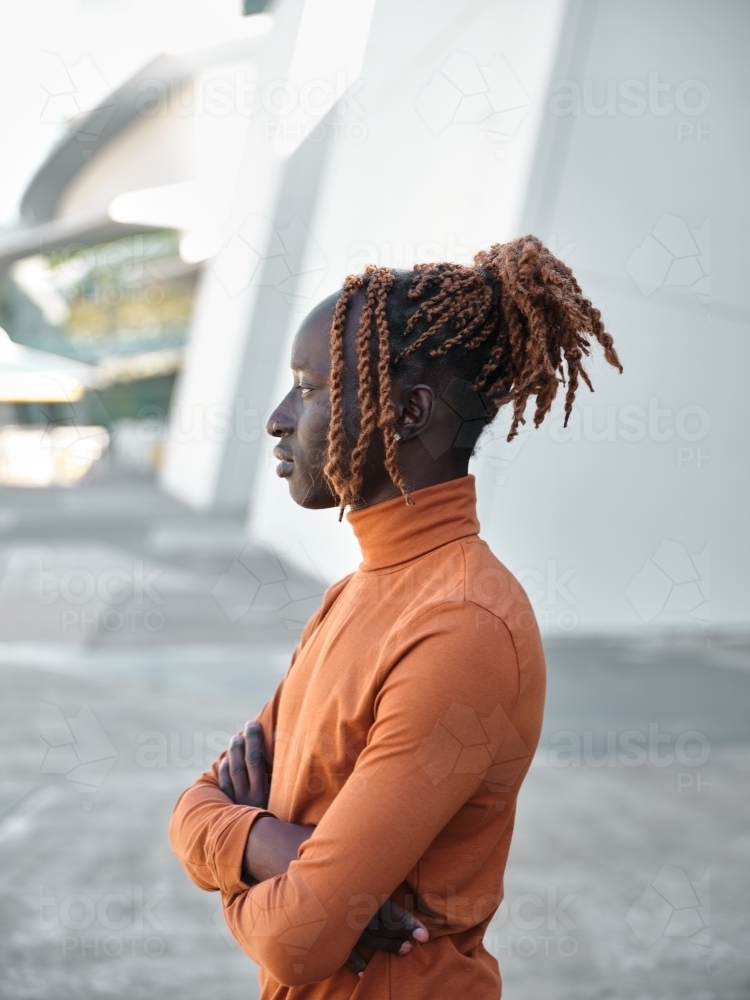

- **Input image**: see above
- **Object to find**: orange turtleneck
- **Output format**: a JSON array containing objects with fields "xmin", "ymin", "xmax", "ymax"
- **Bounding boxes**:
[{"xmin": 169, "ymin": 475, "xmax": 546, "ymax": 998}]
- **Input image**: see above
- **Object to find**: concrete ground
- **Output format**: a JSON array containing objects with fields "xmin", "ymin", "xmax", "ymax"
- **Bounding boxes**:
[{"xmin": 0, "ymin": 468, "xmax": 747, "ymax": 999}]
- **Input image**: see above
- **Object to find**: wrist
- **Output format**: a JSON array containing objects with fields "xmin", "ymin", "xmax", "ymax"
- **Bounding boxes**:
[{"xmin": 243, "ymin": 817, "xmax": 315, "ymax": 883}]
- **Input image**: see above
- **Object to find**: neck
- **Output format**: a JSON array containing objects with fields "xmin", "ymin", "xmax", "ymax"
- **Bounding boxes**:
[
  {"xmin": 349, "ymin": 460, "xmax": 471, "ymax": 512},
  {"xmin": 347, "ymin": 474, "xmax": 479, "ymax": 570}
]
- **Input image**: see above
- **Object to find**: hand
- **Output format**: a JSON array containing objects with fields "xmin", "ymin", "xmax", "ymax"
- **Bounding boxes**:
[
  {"xmin": 218, "ymin": 721, "xmax": 269, "ymax": 808},
  {"xmin": 344, "ymin": 898, "xmax": 429, "ymax": 978},
  {"xmin": 218, "ymin": 723, "xmax": 315, "ymax": 884}
]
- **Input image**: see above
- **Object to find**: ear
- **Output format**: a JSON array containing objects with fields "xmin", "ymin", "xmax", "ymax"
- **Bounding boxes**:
[{"xmin": 394, "ymin": 385, "xmax": 434, "ymax": 440}]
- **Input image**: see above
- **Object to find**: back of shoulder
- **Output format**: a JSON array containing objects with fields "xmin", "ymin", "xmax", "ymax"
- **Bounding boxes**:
[
  {"xmin": 459, "ymin": 536, "xmax": 543, "ymax": 660},
  {"xmin": 298, "ymin": 572, "xmax": 354, "ymax": 643}
]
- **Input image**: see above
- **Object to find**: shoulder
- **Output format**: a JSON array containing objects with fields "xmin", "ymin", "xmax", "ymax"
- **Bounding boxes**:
[
  {"xmin": 456, "ymin": 537, "xmax": 546, "ymax": 704},
  {"xmin": 456, "ymin": 536, "xmax": 540, "ymax": 634},
  {"xmin": 381, "ymin": 599, "xmax": 520, "ymax": 707},
  {"xmin": 298, "ymin": 572, "xmax": 355, "ymax": 641}
]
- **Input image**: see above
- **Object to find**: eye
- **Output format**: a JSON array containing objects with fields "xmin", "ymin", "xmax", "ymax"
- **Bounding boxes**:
[{"xmin": 298, "ymin": 382, "xmax": 316, "ymax": 397}]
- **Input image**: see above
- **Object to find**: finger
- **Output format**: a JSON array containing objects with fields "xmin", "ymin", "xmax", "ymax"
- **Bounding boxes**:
[
  {"xmin": 359, "ymin": 930, "xmax": 413, "ymax": 955},
  {"xmin": 228, "ymin": 734, "xmax": 250, "ymax": 800},
  {"xmin": 218, "ymin": 757, "xmax": 234, "ymax": 801},
  {"xmin": 344, "ymin": 948, "xmax": 366, "ymax": 977},
  {"xmin": 387, "ymin": 899, "xmax": 430, "ymax": 942},
  {"xmin": 244, "ymin": 721, "xmax": 268, "ymax": 807},
  {"xmin": 373, "ymin": 899, "xmax": 429, "ymax": 942}
]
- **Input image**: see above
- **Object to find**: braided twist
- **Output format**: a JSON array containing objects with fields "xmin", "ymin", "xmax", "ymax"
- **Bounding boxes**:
[{"xmin": 323, "ymin": 235, "xmax": 622, "ymax": 511}]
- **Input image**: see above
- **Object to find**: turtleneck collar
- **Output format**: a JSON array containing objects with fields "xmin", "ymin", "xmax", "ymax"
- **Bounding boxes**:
[{"xmin": 346, "ymin": 475, "xmax": 480, "ymax": 571}]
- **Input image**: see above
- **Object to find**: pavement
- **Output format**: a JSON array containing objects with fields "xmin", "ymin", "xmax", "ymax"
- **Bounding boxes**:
[{"xmin": 0, "ymin": 466, "xmax": 747, "ymax": 999}]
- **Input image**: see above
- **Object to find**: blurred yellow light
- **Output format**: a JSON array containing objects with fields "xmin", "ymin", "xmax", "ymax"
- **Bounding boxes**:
[
  {"xmin": 0, "ymin": 372, "xmax": 85, "ymax": 403},
  {"xmin": 0, "ymin": 426, "xmax": 110, "ymax": 487},
  {"xmin": 0, "ymin": 327, "xmax": 98, "ymax": 402}
]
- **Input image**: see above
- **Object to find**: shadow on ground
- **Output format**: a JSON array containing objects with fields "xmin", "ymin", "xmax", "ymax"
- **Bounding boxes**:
[{"xmin": 0, "ymin": 470, "xmax": 747, "ymax": 999}]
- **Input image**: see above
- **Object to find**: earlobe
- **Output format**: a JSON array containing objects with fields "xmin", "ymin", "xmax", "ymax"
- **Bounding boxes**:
[{"xmin": 397, "ymin": 385, "xmax": 434, "ymax": 439}]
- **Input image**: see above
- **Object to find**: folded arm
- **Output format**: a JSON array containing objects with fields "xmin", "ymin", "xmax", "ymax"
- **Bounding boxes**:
[
  {"xmin": 222, "ymin": 604, "xmax": 527, "ymax": 986},
  {"xmin": 169, "ymin": 680, "xmax": 429, "ymax": 976},
  {"xmin": 168, "ymin": 679, "xmax": 286, "ymax": 894}
]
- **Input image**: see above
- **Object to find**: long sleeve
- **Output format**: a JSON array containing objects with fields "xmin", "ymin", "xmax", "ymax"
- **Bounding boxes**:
[
  {"xmin": 167, "ymin": 678, "xmax": 284, "ymax": 894},
  {"xmin": 168, "ymin": 583, "xmax": 349, "ymax": 895},
  {"xmin": 221, "ymin": 603, "xmax": 534, "ymax": 986}
]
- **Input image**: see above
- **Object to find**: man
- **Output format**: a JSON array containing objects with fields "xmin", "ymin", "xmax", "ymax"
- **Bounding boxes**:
[{"xmin": 170, "ymin": 237, "xmax": 621, "ymax": 997}]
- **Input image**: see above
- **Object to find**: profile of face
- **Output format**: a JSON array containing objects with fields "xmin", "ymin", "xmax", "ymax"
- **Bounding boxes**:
[
  {"xmin": 265, "ymin": 297, "xmax": 341, "ymax": 510},
  {"xmin": 266, "ymin": 290, "xmax": 460, "ymax": 510},
  {"xmin": 266, "ymin": 246, "xmax": 621, "ymax": 511}
]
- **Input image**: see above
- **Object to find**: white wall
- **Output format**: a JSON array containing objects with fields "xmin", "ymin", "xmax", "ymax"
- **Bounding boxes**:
[
  {"xmin": 247, "ymin": 0, "xmax": 567, "ymax": 583},
  {"xmin": 160, "ymin": 0, "xmax": 306, "ymax": 510},
  {"xmin": 160, "ymin": 0, "xmax": 377, "ymax": 511},
  {"xmin": 500, "ymin": 0, "xmax": 747, "ymax": 632},
  {"xmin": 171, "ymin": 0, "xmax": 748, "ymax": 634}
]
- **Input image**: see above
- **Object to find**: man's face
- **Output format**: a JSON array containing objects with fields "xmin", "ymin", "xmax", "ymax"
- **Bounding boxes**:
[
  {"xmin": 266, "ymin": 290, "xmax": 461, "ymax": 510},
  {"xmin": 265, "ymin": 297, "xmax": 341, "ymax": 509}
]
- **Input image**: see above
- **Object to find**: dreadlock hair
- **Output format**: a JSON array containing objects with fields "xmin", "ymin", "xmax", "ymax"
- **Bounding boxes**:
[{"xmin": 322, "ymin": 234, "xmax": 622, "ymax": 519}]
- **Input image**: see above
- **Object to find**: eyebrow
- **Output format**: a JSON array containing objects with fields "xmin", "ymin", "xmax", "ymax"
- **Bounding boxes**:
[{"xmin": 291, "ymin": 359, "xmax": 328, "ymax": 378}]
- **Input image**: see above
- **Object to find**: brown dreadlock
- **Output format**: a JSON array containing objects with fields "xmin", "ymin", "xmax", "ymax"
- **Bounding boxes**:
[{"xmin": 322, "ymin": 235, "xmax": 622, "ymax": 519}]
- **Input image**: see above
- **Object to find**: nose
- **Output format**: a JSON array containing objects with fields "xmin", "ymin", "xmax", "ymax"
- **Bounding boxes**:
[{"xmin": 266, "ymin": 402, "xmax": 294, "ymax": 438}]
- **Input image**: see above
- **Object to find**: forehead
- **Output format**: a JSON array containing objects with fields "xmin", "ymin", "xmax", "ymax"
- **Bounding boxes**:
[
  {"xmin": 290, "ymin": 290, "xmax": 365, "ymax": 373},
  {"xmin": 290, "ymin": 299, "xmax": 335, "ymax": 373}
]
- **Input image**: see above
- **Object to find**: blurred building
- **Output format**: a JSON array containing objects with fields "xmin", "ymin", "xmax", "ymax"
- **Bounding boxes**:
[
  {"xmin": 1, "ymin": 0, "xmax": 747, "ymax": 633},
  {"xmin": 0, "ymin": 25, "xmax": 270, "ymax": 479},
  {"xmin": 160, "ymin": 0, "xmax": 747, "ymax": 634}
]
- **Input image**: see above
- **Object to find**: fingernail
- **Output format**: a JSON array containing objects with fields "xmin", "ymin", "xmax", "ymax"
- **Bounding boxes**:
[
  {"xmin": 398, "ymin": 942, "xmax": 412, "ymax": 955},
  {"xmin": 413, "ymin": 928, "xmax": 429, "ymax": 942}
]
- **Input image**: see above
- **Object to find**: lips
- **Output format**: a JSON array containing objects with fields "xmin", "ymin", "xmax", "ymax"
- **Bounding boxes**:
[{"xmin": 273, "ymin": 447, "xmax": 294, "ymax": 478}]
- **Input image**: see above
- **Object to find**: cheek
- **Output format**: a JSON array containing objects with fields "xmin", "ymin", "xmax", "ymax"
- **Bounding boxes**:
[{"xmin": 297, "ymin": 403, "xmax": 330, "ymax": 454}]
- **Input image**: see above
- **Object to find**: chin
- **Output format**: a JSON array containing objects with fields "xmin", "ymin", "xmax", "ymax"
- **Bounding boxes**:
[{"xmin": 286, "ymin": 470, "xmax": 338, "ymax": 510}]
